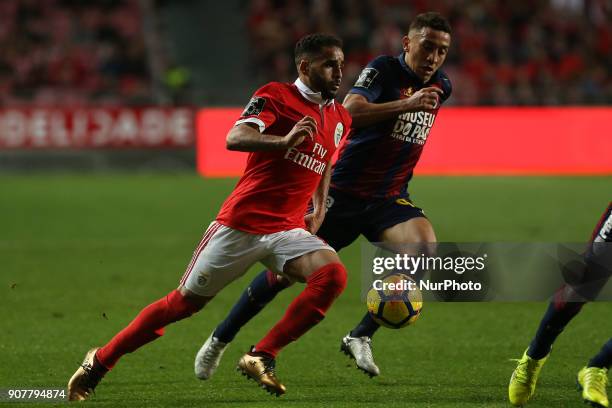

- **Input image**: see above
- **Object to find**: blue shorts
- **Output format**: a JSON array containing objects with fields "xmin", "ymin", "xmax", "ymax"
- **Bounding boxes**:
[{"xmin": 315, "ymin": 187, "xmax": 427, "ymax": 251}]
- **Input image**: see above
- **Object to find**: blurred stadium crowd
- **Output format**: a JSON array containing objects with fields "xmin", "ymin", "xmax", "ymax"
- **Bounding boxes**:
[
  {"xmin": 0, "ymin": 0, "xmax": 609, "ymax": 106},
  {"xmin": 0, "ymin": 0, "xmax": 153, "ymax": 106},
  {"xmin": 247, "ymin": 0, "xmax": 611, "ymax": 105}
]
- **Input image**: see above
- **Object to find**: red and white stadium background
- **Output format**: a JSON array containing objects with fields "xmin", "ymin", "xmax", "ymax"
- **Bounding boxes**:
[
  {"xmin": 0, "ymin": 107, "xmax": 610, "ymax": 176},
  {"xmin": 0, "ymin": 108, "xmax": 194, "ymax": 148},
  {"xmin": 196, "ymin": 107, "xmax": 612, "ymax": 176}
]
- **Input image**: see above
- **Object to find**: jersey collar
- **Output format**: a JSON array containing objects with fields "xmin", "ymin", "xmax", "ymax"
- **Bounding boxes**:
[{"xmin": 294, "ymin": 78, "xmax": 335, "ymax": 107}]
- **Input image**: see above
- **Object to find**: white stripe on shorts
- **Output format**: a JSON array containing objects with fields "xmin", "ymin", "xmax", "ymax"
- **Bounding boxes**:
[{"xmin": 180, "ymin": 222, "xmax": 221, "ymax": 285}]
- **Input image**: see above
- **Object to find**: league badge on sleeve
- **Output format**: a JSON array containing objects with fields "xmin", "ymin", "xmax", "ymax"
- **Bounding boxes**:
[
  {"xmin": 334, "ymin": 122, "xmax": 344, "ymax": 147},
  {"xmin": 354, "ymin": 68, "xmax": 379, "ymax": 89},
  {"xmin": 241, "ymin": 96, "xmax": 266, "ymax": 117}
]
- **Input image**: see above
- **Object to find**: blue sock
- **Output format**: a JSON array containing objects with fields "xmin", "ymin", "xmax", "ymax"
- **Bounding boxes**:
[
  {"xmin": 589, "ymin": 338, "xmax": 612, "ymax": 369},
  {"xmin": 214, "ymin": 270, "xmax": 290, "ymax": 343},
  {"xmin": 527, "ymin": 291, "xmax": 585, "ymax": 359},
  {"xmin": 350, "ymin": 312, "xmax": 380, "ymax": 338}
]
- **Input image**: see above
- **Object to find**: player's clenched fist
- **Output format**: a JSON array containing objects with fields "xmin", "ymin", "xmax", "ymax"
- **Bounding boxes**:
[
  {"xmin": 402, "ymin": 86, "xmax": 443, "ymax": 111},
  {"xmin": 283, "ymin": 116, "xmax": 317, "ymax": 148}
]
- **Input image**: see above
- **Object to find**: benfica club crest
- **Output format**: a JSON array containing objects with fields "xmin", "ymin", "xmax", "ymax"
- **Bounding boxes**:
[{"xmin": 334, "ymin": 123, "xmax": 343, "ymax": 147}]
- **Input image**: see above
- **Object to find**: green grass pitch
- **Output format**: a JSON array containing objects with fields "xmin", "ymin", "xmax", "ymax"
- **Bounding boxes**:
[{"xmin": 1, "ymin": 174, "xmax": 610, "ymax": 407}]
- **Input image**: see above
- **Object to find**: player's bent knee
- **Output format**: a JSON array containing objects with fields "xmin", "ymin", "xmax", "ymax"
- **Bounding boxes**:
[
  {"xmin": 173, "ymin": 287, "xmax": 211, "ymax": 318},
  {"xmin": 311, "ymin": 248, "xmax": 341, "ymax": 264},
  {"xmin": 284, "ymin": 249, "xmax": 341, "ymax": 281},
  {"xmin": 307, "ymin": 262, "xmax": 347, "ymax": 298},
  {"xmin": 327, "ymin": 263, "xmax": 348, "ymax": 296},
  {"xmin": 381, "ymin": 218, "xmax": 436, "ymax": 244}
]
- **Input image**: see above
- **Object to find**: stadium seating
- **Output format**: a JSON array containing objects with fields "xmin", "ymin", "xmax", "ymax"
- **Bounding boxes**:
[
  {"xmin": 244, "ymin": 0, "xmax": 611, "ymax": 105},
  {"xmin": 0, "ymin": 0, "xmax": 151, "ymax": 106}
]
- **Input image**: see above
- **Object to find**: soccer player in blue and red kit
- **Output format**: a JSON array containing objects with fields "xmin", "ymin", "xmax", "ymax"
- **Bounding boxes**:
[
  {"xmin": 509, "ymin": 202, "xmax": 612, "ymax": 407},
  {"xmin": 195, "ymin": 12, "xmax": 453, "ymax": 379},
  {"xmin": 67, "ymin": 33, "xmax": 352, "ymax": 399}
]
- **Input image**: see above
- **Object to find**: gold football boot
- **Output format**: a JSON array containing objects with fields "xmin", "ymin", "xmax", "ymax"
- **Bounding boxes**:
[
  {"xmin": 237, "ymin": 352, "xmax": 286, "ymax": 396},
  {"xmin": 67, "ymin": 347, "xmax": 108, "ymax": 401}
]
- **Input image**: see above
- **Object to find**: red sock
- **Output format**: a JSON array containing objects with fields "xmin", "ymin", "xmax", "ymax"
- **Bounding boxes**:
[
  {"xmin": 255, "ymin": 262, "xmax": 347, "ymax": 357},
  {"xmin": 96, "ymin": 289, "xmax": 201, "ymax": 369}
]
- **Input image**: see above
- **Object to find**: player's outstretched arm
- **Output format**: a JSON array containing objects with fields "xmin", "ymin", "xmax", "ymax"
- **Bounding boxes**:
[
  {"xmin": 226, "ymin": 117, "xmax": 317, "ymax": 152},
  {"xmin": 305, "ymin": 159, "xmax": 332, "ymax": 234},
  {"xmin": 343, "ymin": 87, "xmax": 443, "ymax": 129}
]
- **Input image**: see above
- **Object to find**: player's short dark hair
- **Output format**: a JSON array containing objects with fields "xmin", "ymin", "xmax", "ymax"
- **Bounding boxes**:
[
  {"xmin": 409, "ymin": 12, "xmax": 451, "ymax": 35},
  {"xmin": 294, "ymin": 33, "xmax": 343, "ymax": 65}
]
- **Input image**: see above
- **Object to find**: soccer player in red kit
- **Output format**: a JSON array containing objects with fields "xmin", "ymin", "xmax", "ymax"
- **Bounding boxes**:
[
  {"xmin": 195, "ymin": 12, "xmax": 452, "ymax": 380},
  {"xmin": 67, "ymin": 33, "xmax": 351, "ymax": 399}
]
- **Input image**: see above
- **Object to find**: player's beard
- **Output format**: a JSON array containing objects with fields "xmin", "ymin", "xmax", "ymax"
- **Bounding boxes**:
[
  {"xmin": 310, "ymin": 72, "xmax": 338, "ymax": 101},
  {"xmin": 320, "ymin": 86, "xmax": 337, "ymax": 100}
]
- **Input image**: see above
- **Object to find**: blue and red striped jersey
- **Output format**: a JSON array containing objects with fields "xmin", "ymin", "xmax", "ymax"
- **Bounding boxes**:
[{"xmin": 331, "ymin": 53, "xmax": 452, "ymax": 199}]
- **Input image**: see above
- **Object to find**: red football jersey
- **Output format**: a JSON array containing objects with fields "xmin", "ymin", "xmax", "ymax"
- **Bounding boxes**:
[{"xmin": 216, "ymin": 80, "xmax": 352, "ymax": 234}]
